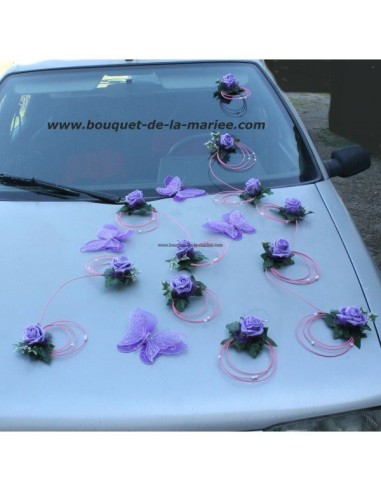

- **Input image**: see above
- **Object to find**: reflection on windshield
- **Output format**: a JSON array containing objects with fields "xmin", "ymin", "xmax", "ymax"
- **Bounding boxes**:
[{"xmin": 0, "ymin": 62, "xmax": 319, "ymax": 199}]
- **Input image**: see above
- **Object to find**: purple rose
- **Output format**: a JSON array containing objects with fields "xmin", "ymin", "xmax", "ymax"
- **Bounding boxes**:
[
  {"xmin": 111, "ymin": 256, "xmax": 132, "ymax": 273},
  {"xmin": 240, "ymin": 316, "xmax": 264, "ymax": 337},
  {"xmin": 336, "ymin": 306, "xmax": 368, "ymax": 327},
  {"xmin": 284, "ymin": 198, "xmax": 302, "ymax": 214},
  {"xmin": 176, "ymin": 240, "xmax": 194, "ymax": 259},
  {"xmin": 222, "ymin": 73, "xmax": 238, "ymax": 88},
  {"xmin": 126, "ymin": 190, "xmax": 144, "ymax": 208},
  {"xmin": 270, "ymin": 238, "xmax": 292, "ymax": 258},
  {"xmin": 219, "ymin": 133, "xmax": 235, "ymax": 149},
  {"xmin": 170, "ymin": 274, "xmax": 194, "ymax": 297},
  {"xmin": 245, "ymin": 178, "xmax": 261, "ymax": 196},
  {"xmin": 22, "ymin": 324, "xmax": 46, "ymax": 346}
]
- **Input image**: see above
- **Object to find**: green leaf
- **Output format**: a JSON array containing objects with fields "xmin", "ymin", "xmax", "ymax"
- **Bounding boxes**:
[
  {"xmin": 226, "ymin": 321, "xmax": 240, "ymax": 336},
  {"xmin": 174, "ymin": 298, "xmax": 189, "ymax": 312}
]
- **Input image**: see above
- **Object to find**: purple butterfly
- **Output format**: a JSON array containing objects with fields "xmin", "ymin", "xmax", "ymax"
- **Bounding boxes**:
[
  {"xmin": 117, "ymin": 308, "xmax": 187, "ymax": 364},
  {"xmin": 81, "ymin": 224, "xmax": 133, "ymax": 252},
  {"xmin": 156, "ymin": 175, "xmax": 206, "ymax": 202},
  {"xmin": 203, "ymin": 210, "xmax": 256, "ymax": 240}
]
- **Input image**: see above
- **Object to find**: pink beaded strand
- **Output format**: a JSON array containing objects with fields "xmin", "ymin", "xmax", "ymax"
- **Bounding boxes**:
[
  {"xmin": 218, "ymin": 338, "xmax": 277, "ymax": 383},
  {"xmin": 269, "ymin": 250, "xmax": 320, "ymax": 285},
  {"xmin": 44, "ymin": 320, "xmax": 88, "ymax": 357},
  {"xmin": 220, "ymin": 87, "xmax": 251, "ymax": 100},
  {"xmin": 296, "ymin": 313, "xmax": 354, "ymax": 357},
  {"xmin": 115, "ymin": 210, "xmax": 159, "ymax": 233},
  {"xmin": 171, "ymin": 289, "xmax": 222, "ymax": 324}
]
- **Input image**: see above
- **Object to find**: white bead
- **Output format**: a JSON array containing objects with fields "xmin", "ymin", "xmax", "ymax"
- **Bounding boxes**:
[
  {"xmin": 218, "ymin": 355, "xmax": 221, "ymax": 359},
  {"xmin": 311, "ymin": 341, "xmax": 315, "ymax": 346}
]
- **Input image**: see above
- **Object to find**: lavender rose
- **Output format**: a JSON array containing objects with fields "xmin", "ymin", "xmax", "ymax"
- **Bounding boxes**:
[
  {"xmin": 170, "ymin": 274, "xmax": 194, "ymax": 297},
  {"xmin": 219, "ymin": 133, "xmax": 235, "ymax": 149},
  {"xmin": 284, "ymin": 198, "xmax": 302, "ymax": 214},
  {"xmin": 111, "ymin": 256, "xmax": 132, "ymax": 273},
  {"xmin": 222, "ymin": 73, "xmax": 238, "ymax": 88},
  {"xmin": 176, "ymin": 240, "xmax": 194, "ymax": 259},
  {"xmin": 240, "ymin": 316, "xmax": 264, "ymax": 337},
  {"xmin": 270, "ymin": 238, "xmax": 292, "ymax": 258},
  {"xmin": 245, "ymin": 178, "xmax": 261, "ymax": 196},
  {"xmin": 336, "ymin": 306, "xmax": 368, "ymax": 327},
  {"xmin": 22, "ymin": 324, "xmax": 46, "ymax": 346},
  {"xmin": 126, "ymin": 190, "xmax": 144, "ymax": 208}
]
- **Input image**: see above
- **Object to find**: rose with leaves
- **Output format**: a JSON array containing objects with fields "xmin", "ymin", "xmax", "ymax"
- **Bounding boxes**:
[
  {"xmin": 162, "ymin": 273, "xmax": 207, "ymax": 312},
  {"xmin": 221, "ymin": 315, "xmax": 277, "ymax": 358},
  {"xmin": 261, "ymin": 238, "xmax": 295, "ymax": 270},
  {"xmin": 103, "ymin": 255, "xmax": 140, "ymax": 288},
  {"xmin": 323, "ymin": 306, "xmax": 377, "ymax": 349},
  {"xmin": 167, "ymin": 240, "xmax": 208, "ymax": 271},
  {"xmin": 239, "ymin": 177, "xmax": 273, "ymax": 206},
  {"xmin": 14, "ymin": 324, "xmax": 55, "ymax": 363},
  {"xmin": 118, "ymin": 189, "xmax": 156, "ymax": 216},
  {"xmin": 278, "ymin": 198, "xmax": 312, "ymax": 222}
]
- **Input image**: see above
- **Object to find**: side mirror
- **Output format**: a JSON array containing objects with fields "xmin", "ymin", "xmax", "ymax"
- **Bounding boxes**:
[{"xmin": 323, "ymin": 145, "xmax": 371, "ymax": 178}]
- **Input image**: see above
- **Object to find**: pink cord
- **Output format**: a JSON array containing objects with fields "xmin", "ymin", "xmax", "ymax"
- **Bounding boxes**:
[
  {"xmin": 265, "ymin": 269, "xmax": 322, "ymax": 312},
  {"xmin": 190, "ymin": 240, "xmax": 229, "ymax": 267},
  {"xmin": 115, "ymin": 210, "xmax": 159, "ymax": 233},
  {"xmin": 218, "ymin": 338, "xmax": 277, "ymax": 383},
  {"xmin": 220, "ymin": 86, "xmax": 251, "ymax": 100},
  {"xmin": 208, "ymin": 142, "xmax": 256, "ymax": 192},
  {"xmin": 171, "ymin": 289, "xmax": 222, "ymax": 323},
  {"xmin": 38, "ymin": 275, "xmax": 97, "ymax": 325},
  {"xmin": 85, "ymin": 256, "xmax": 114, "ymax": 275},
  {"xmin": 44, "ymin": 320, "xmax": 88, "ymax": 357},
  {"xmin": 296, "ymin": 313, "xmax": 354, "ymax": 357},
  {"xmin": 213, "ymin": 190, "xmax": 255, "ymax": 206},
  {"xmin": 269, "ymin": 251, "xmax": 320, "ymax": 285}
]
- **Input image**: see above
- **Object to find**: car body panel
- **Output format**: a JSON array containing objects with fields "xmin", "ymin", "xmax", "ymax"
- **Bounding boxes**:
[{"xmin": 1, "ymin": 183, "xmax": 380, "ymax": 430}]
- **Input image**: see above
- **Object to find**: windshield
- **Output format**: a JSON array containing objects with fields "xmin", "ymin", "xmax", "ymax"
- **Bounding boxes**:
[{"xmin": 0, "ymin": 61, "xmax": 320, "ymax": 200}]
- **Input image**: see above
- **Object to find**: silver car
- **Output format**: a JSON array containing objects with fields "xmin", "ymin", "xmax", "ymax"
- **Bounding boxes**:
[{"xmin": 0, "ymin": 60, "xmax": 380, "ymax": 431}]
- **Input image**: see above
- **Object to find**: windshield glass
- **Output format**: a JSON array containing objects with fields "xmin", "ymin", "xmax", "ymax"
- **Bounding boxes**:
[{"xmin": 0, "ymin": 61, "xmax": 320, "ymax": 200}]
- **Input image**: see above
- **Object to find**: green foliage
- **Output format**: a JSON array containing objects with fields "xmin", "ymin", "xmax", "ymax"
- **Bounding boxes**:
[
  {"xmin": 239, "ymin": 186, "xmax": 273, "ymax": 206},
  {"xmin": 323, "ymin": 310, "xmax": 373, "ymax": 349},
  {"xmin": 261, "ymin": 242, "xmax": 295, "ymax": 271},
  {"xmin": 118, "ymin": 202, "xmax": 156, "ymax": 216},
  {"xmin": 221, "ymin": 322, "xmax": 277, "ymax": 359},
  {"xmin": 103, "ymin": 267, "xmax": 139, "ymax": 288},
  {"xmin": 278, "ymin": 206, "xmax": 313, "ymax": 222},
  {"xmin": 14, "ymin": 338, "xmax": 55, "ymax": 363}
]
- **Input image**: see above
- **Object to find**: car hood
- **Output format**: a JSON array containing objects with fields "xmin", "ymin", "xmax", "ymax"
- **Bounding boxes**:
[{"xmin": 1, "ymin": 183, "xmax": 381, "ymax": 430}]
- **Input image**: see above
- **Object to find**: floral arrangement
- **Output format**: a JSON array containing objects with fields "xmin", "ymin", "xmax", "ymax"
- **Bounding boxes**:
[
  {"xmin": 118, "ymin": 190, "xmax": 156, "ymax": 216},
  {"xmin": 323, "ymin": 306, "xmax": 377, "ymax": 348},
  {"xmin": 162, "ymin": 273, "xmax": 207, "ymax": 312},
  {"xmin": 261, "ymin": 239, "xmax": 295, "ymax": 270},
  {"xmin": 205, "ymin": 132, "xmax": 238, "ymax": 161},
  {"xmin": 167, "ymin": 240, "xmax": 208, "ymax": 271},
  {"xmin": 221, "ymin": 315, "xmax": 277, "ymax": 358},
  {"xmin": 278, "ymin": 198, "xmax": 312, "ymax": 222},
  {"xmin": 239, "ymin": 178, "xmax": 273, "ymax": 205},
  {"xmin": 156, "ymin": 176, "xmax": 206, "ymax": 201},
  {"xmin": 14, "ymin": 324, "xmax": 54, "ymax": 363},
  {"xmin": 103, "ymin": 256, "xmax": 140, "ymax": 288},
  {"xmin": 214, "ymin": 73, "xmax": 244, "ymax": 100}
]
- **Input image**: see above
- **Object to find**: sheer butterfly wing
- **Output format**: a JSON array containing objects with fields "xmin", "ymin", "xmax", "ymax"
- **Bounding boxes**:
[
  {"xmin": 156, "ymin": 176, "xmax": 183, "ymax": 197},
  {"xmin": 140, "ymin": 331, "xmax": 187, "ymax": 364},
  {"xmin": 173, "ymin": 188, "xmax": 207, "ymax": 202},
  {"xmin": 115, "ymin": 229, "xmax": 134, "ymax": 241},
  {"xmin": 117, "ymin": 308, "xmax": 157, "ymax": 353},
  {"xmin": 223, "ymin": 211, "xmax": 256, "ymax": 234},
  {"xmin": 80, "ymin": 239, "xmax": 109, "ymax": 252},
  {"xmin": 203, "ymin": 219, "xmax": 242, "ymax": 240}
]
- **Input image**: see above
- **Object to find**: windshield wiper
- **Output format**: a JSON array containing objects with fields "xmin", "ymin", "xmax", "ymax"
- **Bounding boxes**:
[{"xmin": 0, "ymin": 174, "xmax": 121, "ymax": 204}]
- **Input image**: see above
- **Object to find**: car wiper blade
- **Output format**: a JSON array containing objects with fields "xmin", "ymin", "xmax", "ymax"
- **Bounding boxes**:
[{"xmin": 0, "ymin": 174, "xmax": 121, "ymax": 204}]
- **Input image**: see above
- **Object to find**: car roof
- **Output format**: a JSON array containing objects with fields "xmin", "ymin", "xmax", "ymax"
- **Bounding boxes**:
[{"xmin": 2, "ymin": 59, "xmax": 263, "ymax": 77}]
